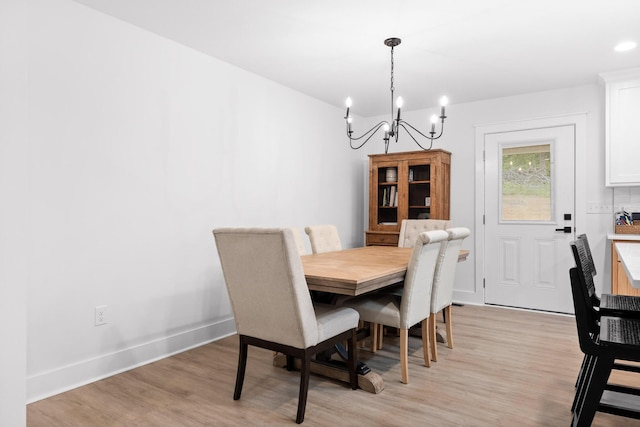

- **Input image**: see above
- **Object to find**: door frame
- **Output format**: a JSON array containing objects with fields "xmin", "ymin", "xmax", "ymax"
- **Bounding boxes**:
[{"xmin": 474, "ymin": 113, "xmax": 587, "ymax": 305}]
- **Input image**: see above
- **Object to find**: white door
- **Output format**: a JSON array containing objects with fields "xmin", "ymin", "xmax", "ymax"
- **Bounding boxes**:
[{"xmin": 484, "ymin": 125, "xmax": 575, "ymax": 313}]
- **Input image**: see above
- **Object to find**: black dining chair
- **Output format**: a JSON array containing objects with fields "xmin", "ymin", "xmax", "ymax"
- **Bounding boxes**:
[
  {"xmin": 575, "ymin": 234, "xmax": 640, "ymax": 319},
  {"xmin": 570, "ymin": 238, "xmax": 640, "ymax": 411},
  {"xmin": 569, "ymin": 265, "xmax": 640, "ymax": 426}
]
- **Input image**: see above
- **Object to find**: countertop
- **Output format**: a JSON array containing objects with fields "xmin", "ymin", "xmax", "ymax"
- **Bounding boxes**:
[
  {"xmin": 615, "ymin": 242, "xmax": 640, "ymax": 288},
  {"xmin": 608, "ymin": 234, "xmax": 640, "ymax": 241}
]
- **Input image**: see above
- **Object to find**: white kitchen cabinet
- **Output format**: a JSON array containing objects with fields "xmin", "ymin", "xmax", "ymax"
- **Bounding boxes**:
[{"xmin": 601, "ymin": 68, "xmax": 640, "ymax": 187}]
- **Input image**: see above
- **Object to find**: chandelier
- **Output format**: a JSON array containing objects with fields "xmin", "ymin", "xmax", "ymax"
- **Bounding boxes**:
[{"xmin": 344, "ymin": 38, "xmax": 449, "ymax": 154}]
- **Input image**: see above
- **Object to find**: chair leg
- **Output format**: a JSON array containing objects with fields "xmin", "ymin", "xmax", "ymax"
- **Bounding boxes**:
[
  {"xmin": 234, "ymin": 336, "xmax": 248, "ymax": 400},
  {"xmin": 296, "ymin": 350, "xmax": 311, "ymax": 424},
  {"xmin": 572, "ymin": 354, "xmax": 593, "ymax": 413},
  {"xmin": 377, "ymin": 324, "xmax": 384, "ymax": 350},
  {"xmin": 359, "ymin": 320, "xmax": 365, "ymax": 348},
  {"xmin": 400, "ymin": 328, "xmax": 409, "ymax": 384},
  {"xmin": 370, "ymin": 323, "xmax": 378, "ymax": 353},
  {"xmin": 573, "ymin": 356, "xmax": 613, "ymax": 427},
  {"xmin": 429, "ymin": 315, "xmax": 438, "ymax": 362},
  {"xmin": 444, "ymin": 305, "xmax": 454, "ymax": 349},
  {"xmin": 286, "ymin": 355, "xmax": 295, "ymax": 371},
  {"xmin": 421, "ymin": 318, "xmax": 431, "ymax": 368}
]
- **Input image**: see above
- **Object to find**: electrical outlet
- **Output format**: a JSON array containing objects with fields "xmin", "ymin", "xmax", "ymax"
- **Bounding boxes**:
[{"xmin": 95, "ymin": 305, "xmax": 107, "ymax": 326}]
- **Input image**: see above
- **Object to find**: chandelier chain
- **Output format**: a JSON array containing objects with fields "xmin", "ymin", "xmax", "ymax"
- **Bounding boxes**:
[{"xmin": 390, "ymin": 46, "xmax": 395, "ymax": 93}]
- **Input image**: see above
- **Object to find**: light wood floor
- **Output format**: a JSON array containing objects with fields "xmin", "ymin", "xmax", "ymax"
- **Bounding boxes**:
[{"xmin": 28, "ymin": 304, "xmax": 640, "ymax": 426}]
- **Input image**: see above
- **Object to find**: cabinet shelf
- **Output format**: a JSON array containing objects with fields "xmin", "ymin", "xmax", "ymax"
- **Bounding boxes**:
[{"xmin": 366, "ymin": 150, "xmax": 451, "ymax": 246}]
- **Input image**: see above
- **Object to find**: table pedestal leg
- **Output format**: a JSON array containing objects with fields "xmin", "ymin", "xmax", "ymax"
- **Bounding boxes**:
[{"xmin": 273, "ymin": 354, "xmax": 384, "ymax": 394}]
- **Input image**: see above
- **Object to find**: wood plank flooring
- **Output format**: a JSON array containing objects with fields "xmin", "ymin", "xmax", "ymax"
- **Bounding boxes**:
[{"xmin": 28, "ymin": 304, "xmax": 640, "ymax": 426}]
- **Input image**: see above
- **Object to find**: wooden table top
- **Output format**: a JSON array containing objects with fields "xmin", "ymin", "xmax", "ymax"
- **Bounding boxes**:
[{"xmin": 301, "ymin": 246, "xmax": 469, "ymax": 296}]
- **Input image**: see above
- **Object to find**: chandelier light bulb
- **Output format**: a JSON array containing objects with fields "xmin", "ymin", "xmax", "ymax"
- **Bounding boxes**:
[
  {"xmin": 345, "ymin": 97, "xmax": 353, "ymax": 108},
  {"xmin": 347, "ymin": 117, "xmax": 353, "ymax": 124},
  {"xmin": 440, "ymin": 96, "xmax": 449, "ymax": 106},
  {"xmin": 396, "ymin": 97, "xmax": 404, "ymax": 108},
  {"xmin": 430, "ymin": 114, "xmax": 437, "ymax": 133},
  {"xmin": 383, "ymin": 123, "xmax": 390, "ymax": 132}
]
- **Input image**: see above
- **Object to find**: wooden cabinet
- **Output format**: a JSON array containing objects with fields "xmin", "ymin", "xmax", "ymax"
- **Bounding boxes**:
[
  {"xmin": 601, "ymin": 68, "xmax": 640, "ymax": 186},
  {"xmin": 611, "ymin": 240, "xmax": 640, "ymax": 296},
  {"xmin": 366, "ymin": 150, "xmax": 451, "ymax": 246}
]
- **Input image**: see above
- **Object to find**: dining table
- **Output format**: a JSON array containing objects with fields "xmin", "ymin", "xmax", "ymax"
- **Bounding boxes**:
[
  {"xmin": 272, "ymin": 245, "xmax": 470, "ymax": 393},
  {"xmin": 615, "ymin": 242, "xmax": 640, "ymax": 288},
  {"xmin": 302, "ymin": 245, "xmax": 469, "ymax": 296}
]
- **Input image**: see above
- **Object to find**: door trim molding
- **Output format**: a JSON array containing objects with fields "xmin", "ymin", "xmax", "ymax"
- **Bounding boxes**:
[{"xmin": 474, "ymin": 113, "xmax": 587, "ymax": 305}]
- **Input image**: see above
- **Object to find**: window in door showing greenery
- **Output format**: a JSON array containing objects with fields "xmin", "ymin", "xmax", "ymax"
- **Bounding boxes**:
[{"xmin": 501, "ymin": 143, "xmax": 551, "ymax": 221}]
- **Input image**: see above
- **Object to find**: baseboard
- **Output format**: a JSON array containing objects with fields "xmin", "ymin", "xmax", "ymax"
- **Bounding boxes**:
[{"xmin": 26, "ymin": 318, "xmax": 236, "ymax": 403}]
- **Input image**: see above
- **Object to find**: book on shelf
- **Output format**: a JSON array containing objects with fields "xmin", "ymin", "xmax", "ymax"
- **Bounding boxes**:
[{"xmin": 389, "ymin": 186, "xmax": 396, "ymax": 208}]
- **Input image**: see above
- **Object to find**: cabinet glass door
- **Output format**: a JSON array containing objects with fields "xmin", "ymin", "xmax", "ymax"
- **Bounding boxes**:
[{"xmin": 408, "ymin": 164, "xmax": 431, "ymax": 219}]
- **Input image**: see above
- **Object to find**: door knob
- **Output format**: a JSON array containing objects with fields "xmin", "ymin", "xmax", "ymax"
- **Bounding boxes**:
[{"xmin": 555, "ymin": 226, "xmax": 572, "ymax": 233}]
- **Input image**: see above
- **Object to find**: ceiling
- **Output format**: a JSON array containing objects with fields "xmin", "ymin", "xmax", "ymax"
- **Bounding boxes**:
[{"xmin": 74, "ymin": 0, "xmax": 640, "ymax": 117}]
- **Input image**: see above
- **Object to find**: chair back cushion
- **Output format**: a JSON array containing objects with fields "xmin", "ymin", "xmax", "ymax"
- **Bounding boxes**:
[
  {"xmin": 304, "ymin": 224, "xmax": 342, "ymax": 254},
  {"xmin": 213, "ymin": 228, "xmax": 319, "ymax": 348},
  {"xmin": 398, "ymin": 219, "xmax": 452, "ymax": 248},
  {"xmin": 290, "ymin": 227, "xmax": 307, "ymax": 255},
  {"xmin": 400, "ymin": 230, "xmax": 449, "ymax": 328},
  {"xmin": 431, "ymin": 227, "xmax": 470, "ymax": 313}
]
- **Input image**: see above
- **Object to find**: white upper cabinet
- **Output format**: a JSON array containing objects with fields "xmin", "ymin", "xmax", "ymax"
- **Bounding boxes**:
[{"xmin": 601, "ymin": 68, "xmax": 640, "ymax": 187}]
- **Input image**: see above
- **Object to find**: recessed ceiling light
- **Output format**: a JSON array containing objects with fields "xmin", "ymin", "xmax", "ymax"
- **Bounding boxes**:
[{"xmin": 614, "ymin": 41, "xmax": 637, "ymax": 52}]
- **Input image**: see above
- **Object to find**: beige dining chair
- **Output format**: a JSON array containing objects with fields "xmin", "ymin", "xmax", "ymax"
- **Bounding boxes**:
[
  {"xmin": 290, "ymin": 227, "xmax": 307, "ymax": 256},
  {"xmin": 368, "ymin": 219, "xmax": 450, "ymax": 350},
  {"xmin": 397, "ymin": 219, "xmax": 451, "ymax": 248},
  {"xmin": 304, "ymin": 224, "xmax": 342, "ymax": 254},
  {"xmin": 429, "ymin": 227, "xmax": 470, "ymax": 362},
  {"xmin": 341, "ymin": 230, "xmax": 448, "ymax": 384},
  {"xmin": 213, "ymin": 227, "xmax": 359, "ymax": 424}
]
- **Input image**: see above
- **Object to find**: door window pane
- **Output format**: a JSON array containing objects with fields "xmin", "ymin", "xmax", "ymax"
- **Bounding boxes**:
[{"xmin": 501, "ymin": 144, "xmax": 551, "ymax": 221}]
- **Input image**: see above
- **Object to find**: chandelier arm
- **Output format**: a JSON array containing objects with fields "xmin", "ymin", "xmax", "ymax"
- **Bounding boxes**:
[
  {"xmin": 397, "ymin": 123, "xmax": 434, "ymax": 151},
  {"xmin": 348, "ymin": 121, "xmax": 390, "ymax": 150},
  {"xmin": 397, "ymin": 120, "xmax": 433, "ymax": 140},
  {"xmin": 398, "ymin": 119, "xmax": 447, "ymax": 141}
]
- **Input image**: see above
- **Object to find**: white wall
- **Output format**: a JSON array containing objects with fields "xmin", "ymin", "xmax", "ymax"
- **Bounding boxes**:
[
  {"xmin": 26, "ymin": 0, "xmax": 365, "ymax": 402},
  {"xmin": 1, "ymin": 1, "xmax": 28, "ymax": 424},
  {"xmin": 359, "ymin": 84, "xmax": 619, "ymax": 304}
]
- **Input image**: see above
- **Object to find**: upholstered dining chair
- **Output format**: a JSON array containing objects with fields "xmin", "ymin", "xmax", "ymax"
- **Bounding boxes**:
[
  {"xmin": 213, "ymin": 227, "xmax": 359, "ymax": 424},
  {"xmin": 290, "ymin": 227, "xmax": 307, "ymax": 256},
  {"xmin": 397, "ymin": 219, "xmax": 451, "ymax": 248},
  {"xmin": 429, "ymin": 227, "xmax": 470, "ymax": 362},
  {"xmin": 341, "ymin": 230, "xmax": 448, "ymax": 384},
  {"xmin": 304, "ymin": 224, "xmax": 342, "ymax": 254}
]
